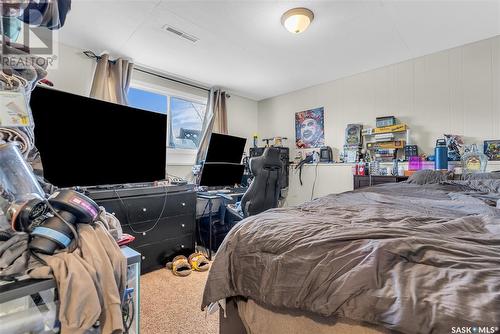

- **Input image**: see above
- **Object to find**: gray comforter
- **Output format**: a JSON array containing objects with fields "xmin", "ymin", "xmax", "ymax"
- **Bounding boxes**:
[{"xmin": 202, "ymin": 182, "xmax": 500, "ymax": 334}]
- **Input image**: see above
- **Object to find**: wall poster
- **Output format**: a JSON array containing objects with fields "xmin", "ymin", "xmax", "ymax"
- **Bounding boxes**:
[{"xmin": 295, "ymin": 107, "xmax": 324, "ymax": 148}]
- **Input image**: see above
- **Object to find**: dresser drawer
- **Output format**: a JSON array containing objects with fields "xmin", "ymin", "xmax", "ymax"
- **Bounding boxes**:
[
  {"xmin": 96, "ymin": 199, "xmax": 127, "ymax": 223},
  {"xmin": 162, "ymin": 192, "xmax": 196, "ymax": 218},
  {"xmin": 135, "ymin": 234, "xmax": 194, "ymax": 273},
  {"xmin": 97, "ymin": 191, "xmax": 196, "ymax": 224},
  {"xmin": 371, "ymin": 176, "xmax": 397, "ymax": 184},
  {"xmin": 353, "ymin": 175, "xmax": 408, "ymax": 190},
  {"xmin": 122, "ymin": 214, "xmax": 194, "ymax": 246}
]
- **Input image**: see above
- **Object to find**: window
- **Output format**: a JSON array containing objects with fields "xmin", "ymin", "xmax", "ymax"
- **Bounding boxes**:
[
  {"xmin": 128, "ymin": 87, "xmax": 167, "ymax": 114},
  {"xmin": 127, "ymin": 87, "xmax": 207, "ymax": 150},
  {"xmin": 170, "ymin": 97, "xmax": 205, "ymax": 149}
]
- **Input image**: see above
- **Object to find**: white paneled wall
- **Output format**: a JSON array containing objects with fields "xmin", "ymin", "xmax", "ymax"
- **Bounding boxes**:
[
  {"xmin": 46, "ymin": 43, "xmax": 96, "ymax": 96},
  {"xmin": 226, "ymin": 94, "xmax": 259, "ymax": 152},
  {"xmin": 258, "ymin": 36, "xmax": 500, "ymax": 158}
]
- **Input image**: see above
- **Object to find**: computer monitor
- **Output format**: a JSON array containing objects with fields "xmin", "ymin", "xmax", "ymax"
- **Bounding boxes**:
[
  {"xmin": 204, "ymin": 133, "xmax": 246, "ymax": 164},
  {"xmin": 198, "ymin": 133, "xmax": 246, "ymax": 187}
]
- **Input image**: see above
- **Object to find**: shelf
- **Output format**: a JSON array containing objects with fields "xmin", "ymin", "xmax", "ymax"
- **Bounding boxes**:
[
  {"xmin": 367, "ymin": 141, "xmax": 406, "ymax": 150},
  {"xmin": 362, "ymin": 124, "xmax": 408, "ymax": 135}
]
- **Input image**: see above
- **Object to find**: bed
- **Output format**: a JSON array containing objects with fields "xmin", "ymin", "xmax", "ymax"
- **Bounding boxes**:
[{"xmin": 202, "ymin": 180, "xmax": 500, "ymax": 333}]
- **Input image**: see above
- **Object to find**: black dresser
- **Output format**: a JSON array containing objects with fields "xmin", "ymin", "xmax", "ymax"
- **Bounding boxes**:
[{"xmin": 88, "ymin": 184, "xmax": 196, "ymax": 273}]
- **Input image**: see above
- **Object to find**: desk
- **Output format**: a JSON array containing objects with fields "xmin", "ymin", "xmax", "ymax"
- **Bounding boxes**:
[
  {"xmin": 196, "ymin": 193, "xmax": 219, "ymax": 260},
  {"xmin": 196, "ymin": 189, "xmax": 247, "ymax": 259}
]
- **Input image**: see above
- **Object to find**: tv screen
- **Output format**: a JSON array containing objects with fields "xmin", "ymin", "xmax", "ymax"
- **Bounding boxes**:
[
  {"xmin": 204, "ymin": 133, "xmax": 246, "ymax": 163},
  {"xmin": 30, "ymin": 86, "xmax": 167, "ymax": 187}
]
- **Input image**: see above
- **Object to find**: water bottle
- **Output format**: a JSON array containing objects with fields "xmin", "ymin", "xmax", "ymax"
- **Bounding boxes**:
[
  {"xmin": 435, "ymin": 139, "xmax": 448, "ymax": 171},
  {"xmin": 313, "ymin": 151, "xmax": 320, "ymax": 163},
  {"xmin": 398, "ymin": 165, "xmax": 405, "ymax": 176},
  {"xmin": 392, "ymin": 159, "xmax": 399, "ymax": 176}
]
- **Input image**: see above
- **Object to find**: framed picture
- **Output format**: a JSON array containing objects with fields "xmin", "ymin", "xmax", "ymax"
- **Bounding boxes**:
[
  {"xmin": 295, "ymin": 107, "xmax": 325, "ymax": 148},
  {"xmin": 444, "ymin": 134, "xmax": 464, "ymax": 161},
  {"xmin": 345, "ymin": 124, "xmax": 362, "ymax": 146},
  {"xmin": 484, "ymin": 140, "xmax": 500, "ymax": 161}
]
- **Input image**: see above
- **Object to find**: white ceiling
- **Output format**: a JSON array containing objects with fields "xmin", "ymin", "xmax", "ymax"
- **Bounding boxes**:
[{"xmin": 59, "ymin": 0, "xmax": 500, "ymax": 101}]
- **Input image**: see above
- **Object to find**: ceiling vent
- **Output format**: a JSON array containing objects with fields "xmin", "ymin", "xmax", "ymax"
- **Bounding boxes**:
[{"xmin": 162, "ymin": 25, "xmax": 199, "ymax": 43}]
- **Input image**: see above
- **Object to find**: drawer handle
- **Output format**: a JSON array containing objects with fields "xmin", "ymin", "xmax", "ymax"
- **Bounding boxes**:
[
  {"xmin": 181, "ymin": 224, "xmax": 185, "ymax": 228},
  {"xmin": 180, "ymin": 244, "xmax": 185, "ymax": 249},
  {"xmin": 142, "ymin": 208, "xmax": 147, "ymax": 212},
  {"xmin": 181, "ymin": 202, "xmax": 186, "ymax": 207},
  {"xmin": 141, "ymin": 256, "xmax": 146, "ymax": 260}
]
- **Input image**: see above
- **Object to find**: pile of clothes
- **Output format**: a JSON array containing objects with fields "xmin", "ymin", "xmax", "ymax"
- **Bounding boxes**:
[
  {"xmin": 18, "ymin": 0, "xmax": 72, "ymax": 30},
  {"xmin": 2, "ymin": 0, "xmax": 71, "ymax": 31},
  {"xmin": 0, "ymin": 220, "xmax": 30, "ymax": 278},
  {"xmin": 0, "ymin": 3, "xmax": 133, "ymax": 333},
  {"xmin": 1, "ymin": 0, "xmax": 72, "ymax": 168},
  {"xmin": 0, "ymin": 207, "xmax": 129, "ymax": 334}
]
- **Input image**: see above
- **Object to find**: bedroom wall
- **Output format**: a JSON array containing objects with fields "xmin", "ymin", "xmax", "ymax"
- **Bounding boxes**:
[
  {"xmin": 258, "ymin": 35, "xmax": 500, "ymax": 158},
  {"xmin": 45, "ymin": 43, "xmax": 96, "ymax": 96},
  {"xmin": 226, "ymin": 94, "xmax": 259, "ymax": 153},
  {"xmin": 258, "ymin": 36, "xmax": 500, "ymax": 205}
]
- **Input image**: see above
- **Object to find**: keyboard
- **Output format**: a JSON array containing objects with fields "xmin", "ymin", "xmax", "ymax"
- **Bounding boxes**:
[{"xmin": 198, "ymin": 187, "xmax": 248, "ymax": 197}]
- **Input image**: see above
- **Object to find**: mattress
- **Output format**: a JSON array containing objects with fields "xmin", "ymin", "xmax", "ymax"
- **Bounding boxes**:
[
  {"xmin": 236, "ymin": 299, "xmax": 389, "ymax": 334},
  {"xmin": 203, "ymin": 181, "xmax": 500, "ymax": 333}
]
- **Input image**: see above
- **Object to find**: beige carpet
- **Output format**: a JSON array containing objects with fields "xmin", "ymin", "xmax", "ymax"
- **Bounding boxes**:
[{"xmin": 140, "ymin": 268, "xmax": 219, "ymax": 334}]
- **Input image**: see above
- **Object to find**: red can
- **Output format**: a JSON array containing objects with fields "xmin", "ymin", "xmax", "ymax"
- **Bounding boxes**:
[{"xmin": 358, "ymin": 161, "xmax": 365, "ymax": 176}]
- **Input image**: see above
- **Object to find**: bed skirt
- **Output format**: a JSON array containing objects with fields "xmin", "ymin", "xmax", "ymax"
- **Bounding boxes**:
[{"xmin": 220, "ymin": 298, "xmax": 390, "ymax": 334}]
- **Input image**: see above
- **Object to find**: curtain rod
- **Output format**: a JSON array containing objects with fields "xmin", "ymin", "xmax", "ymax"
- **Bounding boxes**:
[
  {"xmin": 133, "ymin": 67, "xmax": 210, "ymax": 93},
  {"xmin": 83, "ymin": 50, "xmax": 210, "ymax": 93}
]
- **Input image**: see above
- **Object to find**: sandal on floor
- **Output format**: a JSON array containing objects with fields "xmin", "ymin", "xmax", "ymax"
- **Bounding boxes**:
[
  {"xmin": 166, "ymin": 255, "xmax": 192, "ymax": 276},
  {"xmin": 188, "ymin": 252, "xmax": 210, "ymax": 272}
]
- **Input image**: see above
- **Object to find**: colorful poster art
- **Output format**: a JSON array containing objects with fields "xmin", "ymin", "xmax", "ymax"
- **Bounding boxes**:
[{"xmin": 295, "ymin": 107, "xmax": 324, "ymax": 148}]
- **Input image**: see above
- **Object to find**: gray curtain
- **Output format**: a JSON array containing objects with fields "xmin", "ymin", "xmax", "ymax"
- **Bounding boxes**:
[
  {"xmin": 196, "ymin": 89, "xmax": 228, "ymax": 164},
  {"xmin": 90, "ymin": 54, "xmax": 133, "ymax": 105}
]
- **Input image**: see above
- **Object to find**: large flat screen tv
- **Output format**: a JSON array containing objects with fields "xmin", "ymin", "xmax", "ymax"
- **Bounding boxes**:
[{"xmin": 30, "ymin": 86, "xmax": 167, "ymax": 187}]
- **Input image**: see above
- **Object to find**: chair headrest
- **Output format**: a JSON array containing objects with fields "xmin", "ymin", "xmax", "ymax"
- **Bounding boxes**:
[{"xmin": 250, "ymin": 147, "xmax": 282, "ymax": 175}]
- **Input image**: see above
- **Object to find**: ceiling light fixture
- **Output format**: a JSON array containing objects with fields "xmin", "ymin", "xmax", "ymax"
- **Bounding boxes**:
[{"xmin": 281, "ymin": 7, "xmax": 314, "ymax": 34}]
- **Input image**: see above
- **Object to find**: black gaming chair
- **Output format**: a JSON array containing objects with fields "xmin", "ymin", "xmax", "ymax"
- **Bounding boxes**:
[{"xmin": 226, "ymin": 147, "xmax": 283, "ymax": 219}]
